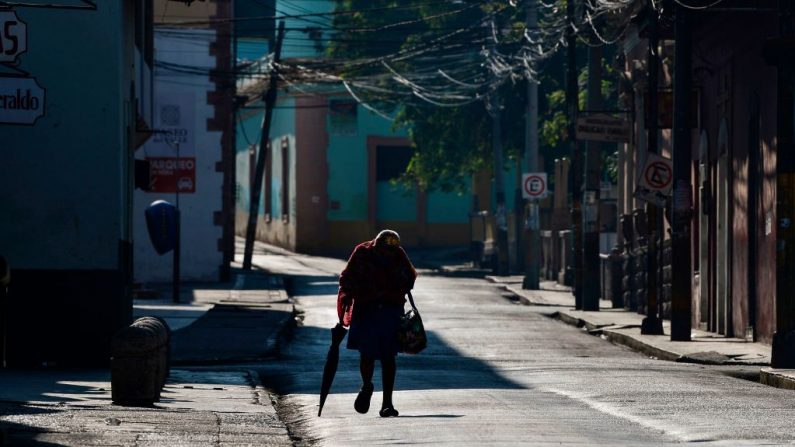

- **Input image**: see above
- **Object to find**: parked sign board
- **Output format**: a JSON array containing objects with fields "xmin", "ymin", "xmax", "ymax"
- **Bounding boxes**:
[
  {"xmin": 146, "ymin": 157, "xmax": 196, "ymax": 193},
  {"xmin": 522, "ymin": 172, "xmax": 548, "ymax": 199},
  {"xmin": 575, "ymin": 113, "xmax": 631, "ymax": 143},
  {"xmin": 0, "ymin": 76, "xmax": 45, "ymax": 125},
  {"xmin": 144, "ymin": 91, "xmax": 196, "ymax": 193},
  {"xmin": 634, "ymin": 153, "xmax": 672, "ymax": 207},
  {"xmin": 0, "ymin": 11, "xmax": 27, "ymax": 63}
]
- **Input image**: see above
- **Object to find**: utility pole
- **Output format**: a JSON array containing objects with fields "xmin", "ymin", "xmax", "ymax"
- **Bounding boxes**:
[
  {"xmin": 670, "ymin": 3, "xmax": 692, "ymax": 341},
  {"xmin": 243, "ymin": 21, "xmax": 286, "ymax": 270},
  {"xmin": 173, "ymin": 139, "xmax": 181, "ymax": 304},
  {"xmin": 582, "ymin": 45, "xmax": 602, "ymax": 311},
  {"xmin": 523, "ymin": 0, "xmax": 541, "ymax": 290},
  {"xmin": 772, "ymin": 0, "xmax": 795, "ymax": 366},
  {"xmin": 515, "ymin": 161, "xmax": 525, "ymax": 273},
  {"xmin": 641, "ymin": 0, "xmax": 664, "ymax": 335},
  {"xmin": 491, "ymin": 94, "xmax": 510, "ymax": 276},
  {"xmin": 489, "ymin": 17, "xmax": 510, "ymax": 276},
  {"xmin": 566, "ymin": 0, "xmax": 583, "ymax": 308}
]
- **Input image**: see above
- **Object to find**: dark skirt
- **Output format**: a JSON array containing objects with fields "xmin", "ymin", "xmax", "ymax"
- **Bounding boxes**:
[{"xmin": 346, "ymin": 302, "xmax": 403, "ymax": 359}]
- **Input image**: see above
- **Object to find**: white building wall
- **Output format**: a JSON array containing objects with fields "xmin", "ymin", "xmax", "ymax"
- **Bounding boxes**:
[{"xmin": 133, "ymin": 28, "xmax": 223, "ymax": 283}]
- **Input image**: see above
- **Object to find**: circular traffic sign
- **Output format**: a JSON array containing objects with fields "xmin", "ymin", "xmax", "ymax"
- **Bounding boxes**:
[
  {"xmin": 523, "ymin": 174, "xmax": 546, "ymax": 198},
  {"xmin": 644, "ymin": 161, "xmax": 672, "ymax": 190}
]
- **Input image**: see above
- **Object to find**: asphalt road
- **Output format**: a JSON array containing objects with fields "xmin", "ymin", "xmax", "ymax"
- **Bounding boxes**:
[{"xmin": 254, "ymin": 250, "xmax": 795, "ymax": 446}]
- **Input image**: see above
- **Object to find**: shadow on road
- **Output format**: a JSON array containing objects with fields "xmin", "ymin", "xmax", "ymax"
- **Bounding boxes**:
[
  {"xmin": 261, "ymin": 271, "xmax": 528, "ymax": 400},
  {"xmin": 396, "ymin": 414, "xmax": 464, "ymax": 418},
  {"xmin": 0, "ymin": 404, "xmax": 64, "ymax": 447},
  {"xmin": 171, "ymin": 305, "xmax": 294, "ymax": 364}
]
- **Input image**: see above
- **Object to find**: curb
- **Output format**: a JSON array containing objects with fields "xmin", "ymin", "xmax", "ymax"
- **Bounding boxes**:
[
  {"xmin": 170, "ymin": 272, "xmax": 295, "ymax": 366},
  {"xmin": 760, "ymin": 368, "xmax": 795, "ymax": 391},
  {"xmin": 501, "ymin": 284, "xmax": 551, "ymax": 307},
  {"xmin": 554, "ymin": 311, "xmax": 603, "ymax": 333},
  {"xmin": 600, "ymin": 329, "xmax": 680, "ymax": 362},
  {"xmin": 170, "ymin": 303, "xmax": 296, "ymax": 367},
  {"xmin": 551, "ymin": 311, "xmax": 679, "ymax": 361}
]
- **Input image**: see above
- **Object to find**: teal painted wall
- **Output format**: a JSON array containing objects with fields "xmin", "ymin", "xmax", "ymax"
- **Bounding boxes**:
[
  {"xmin": 0, "ymin": 1, "xmax": 136, "ymax": 367},
  {"xmin": 0, "ymin": 3, "xmax": 132, "ymax": 270},
  {"xmin": 236, "ymin": 104, "xmax": 262, "ymax": 213},
  {"xmin": 235, "ymin": 97, "xmax": 296, "ymax": 218},
  {"xmin": 326, "ymin": 102, "xmax": 407, "ymax": 222},
  {"xmin": 237, "ymin": 39, "xmax": 270, "ymax": 62},
  {"xmin": 277, "ymin": 0, "xmax": 334, "ymax": 59},
  {"xmin": 427, "ymin": 189, "xmax": 471, "ymax": 224},
  {"xmin": 269, "ymin": 98, "xmax": 296, "ymax": 219},
  {"xmin": 376, "ymin": 183, "xmax": 416, "ymax": 221}
]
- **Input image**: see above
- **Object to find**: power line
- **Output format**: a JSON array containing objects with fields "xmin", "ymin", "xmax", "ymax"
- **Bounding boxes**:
[{"xmin": 157, "ymin": 0, "xmax": 483, "ymax": 29}]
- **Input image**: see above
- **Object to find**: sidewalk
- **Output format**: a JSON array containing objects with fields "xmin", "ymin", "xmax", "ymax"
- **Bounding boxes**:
[
  {"xmin": 486, "ymin": 276, "xmax": 795, "ymax": 392},
  {"xmin": 0, "ymin": 268, "xmax": 295, "ymax": 446}
]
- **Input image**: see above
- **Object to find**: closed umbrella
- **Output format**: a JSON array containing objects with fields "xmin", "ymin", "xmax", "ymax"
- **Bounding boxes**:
[{"xmin": 318, "ymin": 322, "xmax": 348, "ymax": 416}]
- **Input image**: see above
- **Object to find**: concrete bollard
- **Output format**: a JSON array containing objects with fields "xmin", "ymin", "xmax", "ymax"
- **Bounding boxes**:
[
  {"xmin": 111, "ymin": 316, "xmax": 170, "ymax": 406},
  {"xmin": 133, "ymin": 316, "xmax": 171, "ymax": 389}
]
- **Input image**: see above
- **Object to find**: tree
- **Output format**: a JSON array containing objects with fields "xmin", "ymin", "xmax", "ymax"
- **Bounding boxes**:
[{"xmin": 326, "ymin": 0, "xmax": 621, "ymax": 193}]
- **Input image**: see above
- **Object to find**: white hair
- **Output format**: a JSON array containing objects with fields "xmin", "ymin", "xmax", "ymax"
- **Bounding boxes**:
[{"xmin": 375, "ymin": 229, "xmax": 401, "ymax": 245}]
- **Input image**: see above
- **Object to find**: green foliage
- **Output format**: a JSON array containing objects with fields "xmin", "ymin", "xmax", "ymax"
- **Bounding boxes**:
[
  {"xmin": 539, "ymin": 53, "xmax": 621, "ymax": 184},
  {"xmin": 394, "ymin": 79, "xmax": 528, "ymax": 193},
  {"xmin": 396, "ymin": 102, "xmax": 490, "ymax": 193},
  {"xmin": 603, "ymin": 150, "xmax": 618, "ymax": 183},
  {"xmin": 327, "ymin": 1, "xmax": 624, "ymax": 192}
]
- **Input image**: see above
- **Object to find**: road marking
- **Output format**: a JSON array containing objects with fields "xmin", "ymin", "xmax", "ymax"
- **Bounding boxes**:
[{"xmin": 544, "ymin": 388, "xmax": 688, "ymax": 442}]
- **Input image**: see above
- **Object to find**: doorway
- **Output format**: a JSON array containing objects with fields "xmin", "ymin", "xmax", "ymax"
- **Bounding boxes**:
[{"xmin": 367, "ymin": 136, "xmax": 421, "ymax": 245}]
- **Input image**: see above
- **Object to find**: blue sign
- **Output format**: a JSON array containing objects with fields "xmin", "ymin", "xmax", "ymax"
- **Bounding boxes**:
[{"xmin": 144, "ymin": 200, "xmax": 177, "ymax": 255}]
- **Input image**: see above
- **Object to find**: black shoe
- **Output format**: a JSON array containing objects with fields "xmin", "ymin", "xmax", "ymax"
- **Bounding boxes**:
[
  {"xmin": 354, "ymin": 383, "xmax": 374, "ymax": 414},
  {"xmin": 379, "ymin": 406, "xmax": 399, "ymax": 417}
]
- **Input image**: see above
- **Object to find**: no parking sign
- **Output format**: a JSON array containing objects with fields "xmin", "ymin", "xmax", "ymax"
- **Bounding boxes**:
[
  {"xmin": 635, "ymin": 153, "xmax": 673, "ymax": 206},
  {"xmin": 522, "ymin": 173, "xmax": 548, "ymax": 200}
]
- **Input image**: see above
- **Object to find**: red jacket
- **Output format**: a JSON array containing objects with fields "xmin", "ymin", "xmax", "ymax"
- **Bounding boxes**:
[{"xmin": 337, "ymin": 240, "xmax": 417, "ymax": 326}]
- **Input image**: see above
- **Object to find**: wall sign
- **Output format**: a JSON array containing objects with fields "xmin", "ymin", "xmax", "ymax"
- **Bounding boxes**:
[
  {"xmin": 0, "ymin": 76, "xmax": 45, "ymax": 125},
  {"xmin": 575, "ymin": 113, "xmax": 631, "ymax": 143},
  {"xmin": 0, "ymin": 11, "xmax": 27, "ymax": 63},
  {"xmin": 144, "ymin": 91, "xmax": 196, "ymax": 193}
]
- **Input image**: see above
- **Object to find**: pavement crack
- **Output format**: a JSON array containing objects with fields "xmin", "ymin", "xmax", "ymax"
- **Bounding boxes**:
[
  {"xmin": 270, "ymin": 394, "xmax": 317, "ymax": 447},
  {"xmin": 214, "ymin": 412, "xmax": 221, "ymax": 447}
]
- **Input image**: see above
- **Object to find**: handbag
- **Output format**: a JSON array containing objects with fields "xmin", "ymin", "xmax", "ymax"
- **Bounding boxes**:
[{"xmin": 398, "ymin": 292, "xmax": 427, "ymax": 354}]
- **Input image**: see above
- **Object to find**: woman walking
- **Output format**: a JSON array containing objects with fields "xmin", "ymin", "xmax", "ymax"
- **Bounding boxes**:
[{"xmin": 337, "ymin": 230, "xmax": 417, "ymax": 417}]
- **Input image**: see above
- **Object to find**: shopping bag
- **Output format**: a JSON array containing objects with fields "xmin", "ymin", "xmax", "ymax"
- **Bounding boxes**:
[{"xmin": 398, "ymin": 292, "xmax": 427, "ymax": 354}]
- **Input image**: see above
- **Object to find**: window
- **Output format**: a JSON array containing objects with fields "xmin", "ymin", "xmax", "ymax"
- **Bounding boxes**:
[
  {"xmin": 281, "ymin": 137, "xmax": 290, "ymax": 222},
  {"xmin": 376, "ymin": 145, "xmax": 414, "ymax": 182},
  {"xmin": 264, "ymin": 141, "xmax": 272, "ymax": 220}
]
